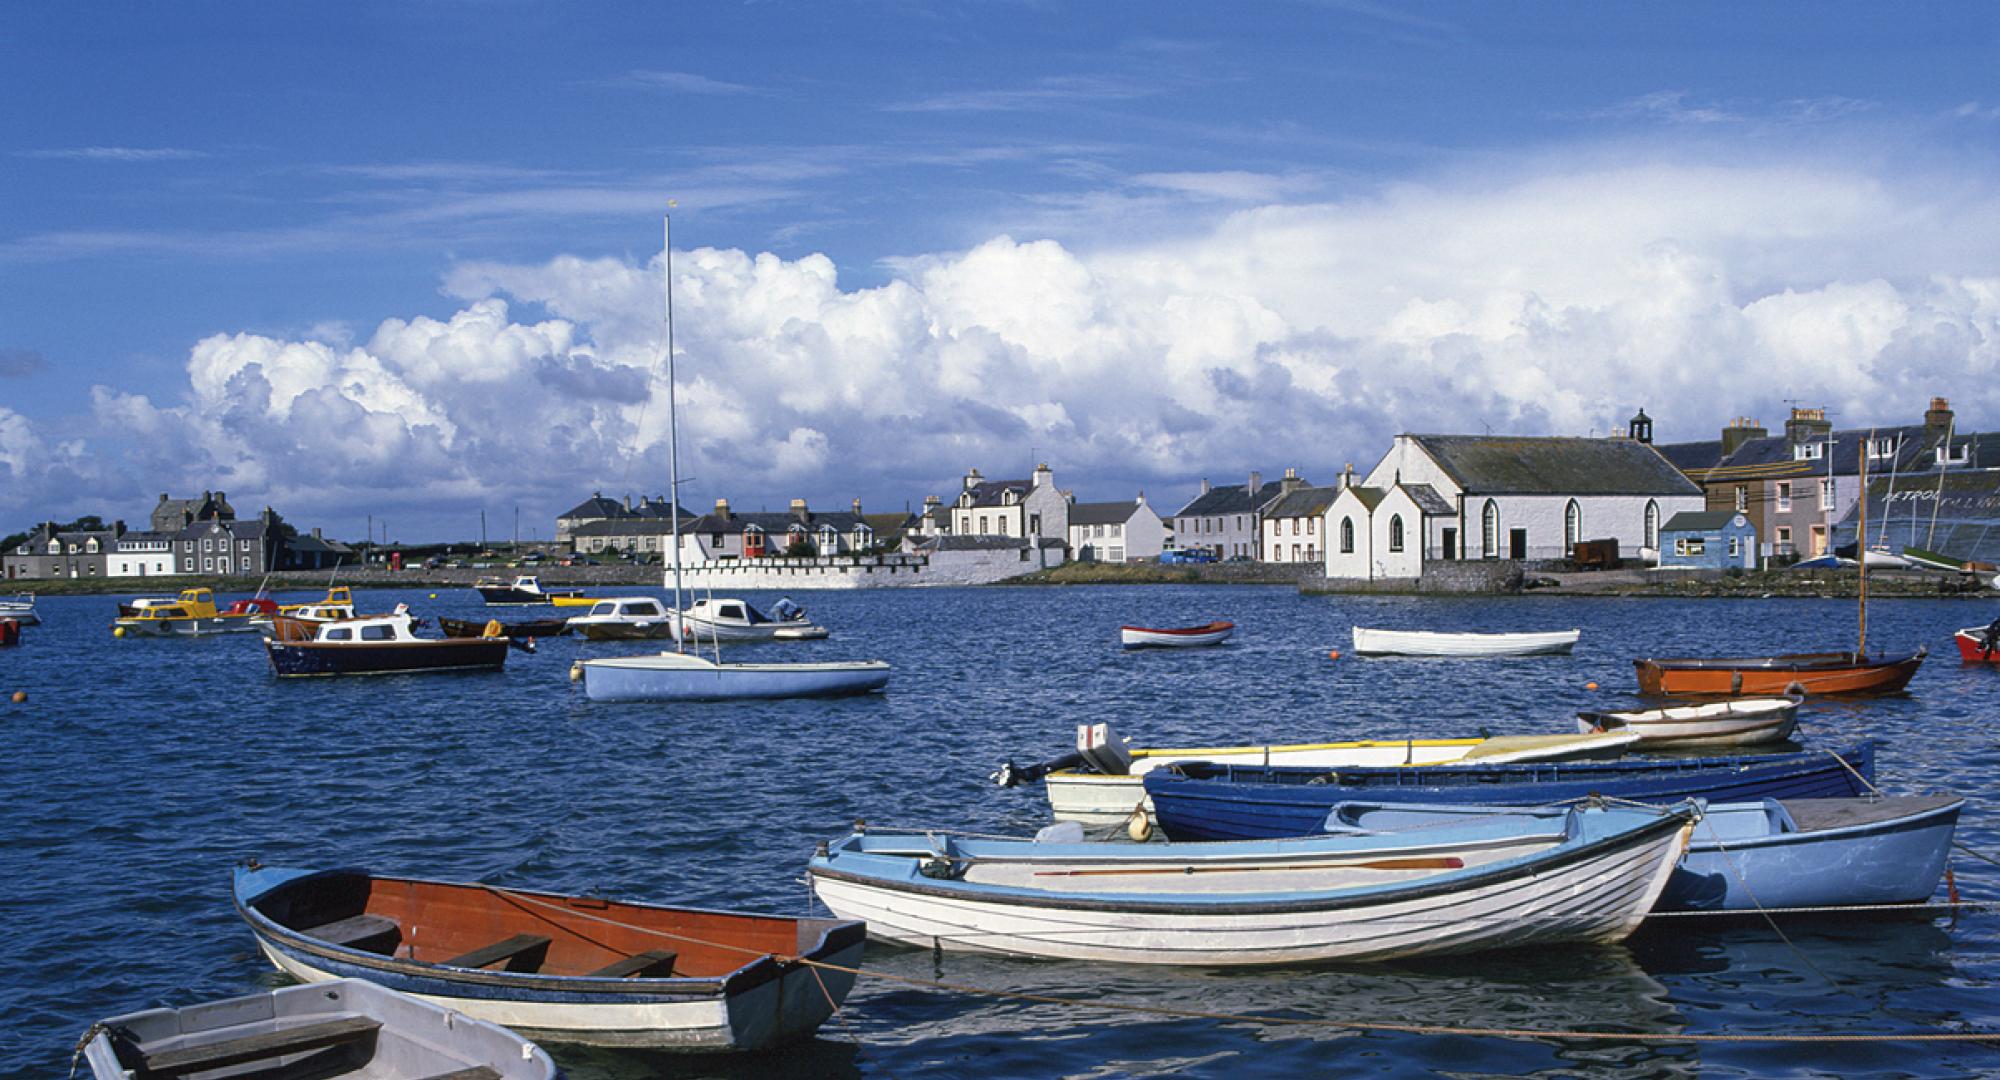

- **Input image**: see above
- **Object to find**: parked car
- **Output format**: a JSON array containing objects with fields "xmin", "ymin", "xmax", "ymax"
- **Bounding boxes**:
[{"xmin": 1159, "ymin": 549, "xmax": 1218, "ymax": 565}]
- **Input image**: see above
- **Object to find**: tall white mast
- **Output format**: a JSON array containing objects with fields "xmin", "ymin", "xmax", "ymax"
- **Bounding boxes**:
[{"xmin": 664, "ymin": 211, "xmax": 685, "ymax": 652}]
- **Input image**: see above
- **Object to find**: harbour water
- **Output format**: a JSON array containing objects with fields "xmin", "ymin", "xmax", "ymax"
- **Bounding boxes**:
[{"xmin": 5, "ymin": 584, "xmax": 1999, "ymax": 1077}]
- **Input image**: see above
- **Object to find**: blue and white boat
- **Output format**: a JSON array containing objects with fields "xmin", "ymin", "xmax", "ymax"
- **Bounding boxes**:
[
  {"xmin": 1321, "ymin": 794, "xmax": 1963, "ymax": 913},
  {"xmin": 1142, "ymin": 742, "xmax": 1879, "ymax": 841},
  {"xmin": 233, "ymin": 863, "xmax": 867, "ymax": 1051},
  {"xmin": 806, "ymin": 801, "xmax": 1698, "ymax": 966},
  {"xmin": 572, "ymin": 212, "xmax": 889, "ymax": 703},
  {"xmin": 575, "ymin": 650, "xmax": 890, "ymax": 701}
]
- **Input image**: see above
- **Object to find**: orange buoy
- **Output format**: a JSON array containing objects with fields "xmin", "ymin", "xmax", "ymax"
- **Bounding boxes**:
[
  {"xmin": 9, "ymin": 691, "xmax": 24, "ymax": 704},
  {"xmin": 1585, "ymin": 681, "xmax": 1599, "ymax": 690},
  {"xmin": 1328, "ymin": 649, "xmax": 1341, "ymax": 660}
]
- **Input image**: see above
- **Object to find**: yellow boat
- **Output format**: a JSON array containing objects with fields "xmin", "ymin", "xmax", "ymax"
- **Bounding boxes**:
[
  {"xmin": 113, "ymin": 588, "xmax": 275, "ymax": 637},
  {"xmin": 550, "ymin": 594, "xmax": 602, "ymax": 607}
]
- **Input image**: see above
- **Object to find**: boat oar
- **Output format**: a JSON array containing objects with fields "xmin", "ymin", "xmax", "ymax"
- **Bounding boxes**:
[{"xmin": 1032, "ymin": 856, "xmax": 1464, "ymax": 877}]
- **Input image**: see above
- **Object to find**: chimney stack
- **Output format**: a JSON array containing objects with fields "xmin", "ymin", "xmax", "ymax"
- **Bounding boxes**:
[
  {"xmin": 1033, "ymin": 462, "xmax": 1053, "ymax": 488},
  {"xmin": 1247, "ymin": 471, "xmax": 1262, "ymax": 496},
  {"xmin": 1200, "ymin": 478, "xmax": 1211, "ymax": 495},
  {"xmin": 790, "ymin": 498, "xmax": 809, "ymax": 519},
  {"xmin": 1927, "ymin": 396, "xmax": 1955, "ymax": 433},
  {"xmin": 853, "ymin": 497, "xmax": 863, "ymax": 516},
  {"xmin": 714, "ymin": 498, "xmax": 731, "ymax": 518},
  {"xmin": 1723, "ymin": 416, "xmax": 1772, "ymax": 457}
]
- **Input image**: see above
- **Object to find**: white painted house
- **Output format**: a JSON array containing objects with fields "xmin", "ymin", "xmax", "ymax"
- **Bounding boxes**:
[
  {"xmin": 1260, "ymin": 485, "xmax": 1337, "ymax": 563},
  {"xmin": 1066, "ymin": 495, "xmax": 1166, "ymax": 562},
  {"xmin": 949, "ymin": 464, "xmax": 1070, "ymax": 545},
  {"xmin": 1325, "ymin": 434, "xmax": 1704, "ymax": 581},
  {"xmin": 1171, "ymin": 468, "xmax": 1306, "ymax": 560}
]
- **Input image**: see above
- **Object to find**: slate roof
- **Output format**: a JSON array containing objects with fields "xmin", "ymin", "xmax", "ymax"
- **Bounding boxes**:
[
  {"xmin": 919, "ymin": 534, "xmax": 1032, "ymax": 552},
  {"xmin": 1662, "ymin": 511, "xmax": 1745, "ymax": 532},
  {"xmin": 1404, "ymin": 483, "xmax": 1455, "ymax": 516},
  {"xmin": 862, "ymin": 512, "xmax": 917, "ymax": 539},
  {"xmin": 686, "ymin": 510, "xmax": 870, "ymax": 535},
  {"xmin": 1654, "ymin": 439, "xmax": 1726, "ymax": 474},
  {"xmin": 1409, "ymin": 435, "xmax": 1701, "ymax": 496},
  {"xmin": 570, "ymin": 515, "xmax": 699, "ymax": 538},
  {"xmin": 1261, "ymin": 486, "xmax": 1337, "ymax": 519},
  {"xmin": 1174, "ymin": 479, "xmax": 1296, "ymax": 519},
  {"xmin": 1703, "ymin": 425, "xmax": 1944, "ymax": 481},
  {"xmin": 1340, "ymin": 485, "xmax": 1387, "ymax": 512},
  {"xmin": 1069, "ymin": 500, "xmax": 1145, "ymax": 527},
  {"xmin": 560, "ymin": 494, "xmax": 630, "ymax": 520},
  {"xmin": 961, "ymin": 479, "xmax": 1033, "ymax": 507}
]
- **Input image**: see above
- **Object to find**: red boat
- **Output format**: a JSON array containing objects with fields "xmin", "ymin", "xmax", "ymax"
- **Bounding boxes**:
[
  {"xmin": 1954, "ymin": 622, "xmax": 2000, "ymax": 663},
  {"xmin": 1120, "ymin": 621, "xmax": 1235, "ymax": 649},
  {"xmin": 1633, "ymin": 650, "xmax": 1925, "ymax": 696}
]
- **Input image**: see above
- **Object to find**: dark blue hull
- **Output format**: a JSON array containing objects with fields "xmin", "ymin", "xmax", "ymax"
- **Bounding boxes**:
[{"xmin": 1143, "ymin": 743, "xmax": 1878, "ymax": 841}]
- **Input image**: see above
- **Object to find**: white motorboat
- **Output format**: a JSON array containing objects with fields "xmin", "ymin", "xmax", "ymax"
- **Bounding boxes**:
[
  {"xmin": 1015, "ymin": 722, "xmax": 1639, "ymax": 826},
  {"xmin": 0, "ymin": 593, "xmax": 38, "ymax": 625},
  {"xmin": 1352, "ymin": 626, "xmax": 1581, "ymax": 657},
  {"xmin": 675, "ymin": 597, "xmax": 829, "ymax": 642},
  {"xmin": 1577, "ymin": 692, "xmax": 1803, "ymax": 749},
  {"xmin": 567, "ymin": 595, "xmax": 678, "ymax": 640},
  {"xmin": 808, "ymin": 802, "xmax": 1696, "ymax": 966}
]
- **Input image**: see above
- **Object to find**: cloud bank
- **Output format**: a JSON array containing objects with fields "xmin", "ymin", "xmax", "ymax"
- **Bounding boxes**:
[{"xmin": 6, "ymin": 156, "xmax": 1998, "ymax": 535}]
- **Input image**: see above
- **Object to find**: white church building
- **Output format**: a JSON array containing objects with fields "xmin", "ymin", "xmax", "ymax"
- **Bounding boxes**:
[{"xmin": 1324, "ymin": 432, "xmax": 1704, "ymax": 581}]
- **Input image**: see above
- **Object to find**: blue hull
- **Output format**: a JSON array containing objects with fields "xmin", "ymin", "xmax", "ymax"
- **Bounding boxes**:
[
  {"xmin": 1662, "ymin": 795, "xmax": 1962, "ymax": 911},
  {"xmin": 580, "ymin": 657, "xmax": 889, "ymax": 702},
  {"xmin": 1144, "ymin": 743, "xmax": 1879, "ymax": 841}
]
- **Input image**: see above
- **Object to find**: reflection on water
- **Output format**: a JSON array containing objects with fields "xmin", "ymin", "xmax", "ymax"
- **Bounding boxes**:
[{"xmin": 7, "ymin": 586, "xmax": 2000, "ymax": 1077}]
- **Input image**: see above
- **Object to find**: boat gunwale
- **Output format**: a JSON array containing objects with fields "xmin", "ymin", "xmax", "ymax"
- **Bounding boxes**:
[{"xmin": 1687, "ymin": 796, "xmax": 1964, "ymax": 854}]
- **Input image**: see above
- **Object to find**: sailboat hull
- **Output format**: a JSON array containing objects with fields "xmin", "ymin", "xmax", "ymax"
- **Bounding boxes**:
[{"xmin": 579, "ymin": 653, "xmax": 889, "ymax": 701}]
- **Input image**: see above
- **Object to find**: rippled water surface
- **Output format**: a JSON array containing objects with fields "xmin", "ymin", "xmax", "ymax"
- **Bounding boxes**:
[{"xmin": 6, "ymin": 584, "xmax": 2000, "ymax": 1077}]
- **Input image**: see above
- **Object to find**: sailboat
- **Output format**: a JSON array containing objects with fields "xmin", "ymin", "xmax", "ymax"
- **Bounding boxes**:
[
  {"xmin": 1635, "ymin": 430, "xmax": 1925, "ymax": 696},
  {"xmin": 572, "ymin": 213, "xmax": 890, "ymax": 703}
]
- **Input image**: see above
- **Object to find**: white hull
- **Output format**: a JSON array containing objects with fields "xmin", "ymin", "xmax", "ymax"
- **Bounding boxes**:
[
  {"xmin": 1121, "ymin": 625, "xmax": 1233, "ymax": 648},
  {"xmin": 1579, "ymin": 696, "xmax": 1801, "ymax": 749},
  {"xmin": 256, "ymin": 939, "xmax": 862, "ymax": 1050},
  {"xmin": 810, "ymin": 823, "xmax": 1690, "ymax": 965},
  {"xmin": 1352, "ymin": 626, "xmax": 1580, "ymax": 657},
  {"xmin": 1046, "ymin": 732, "xmax": 1638, "ymax": 825}
]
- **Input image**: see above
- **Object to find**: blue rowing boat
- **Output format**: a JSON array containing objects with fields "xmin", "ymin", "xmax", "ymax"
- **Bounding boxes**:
[
  {"xmin": 1322, "ymin": 792, "xmax": 1961, "ymax": 913},
  {"xmin": 1142, "ymin": 742, "xmax": 1879, "ymax": 841}
]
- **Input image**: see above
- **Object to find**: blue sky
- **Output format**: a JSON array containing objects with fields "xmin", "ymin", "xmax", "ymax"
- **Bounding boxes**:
[{"xmin": 4, "ymin": 2, "xmax": 1998, "ymax": 540}]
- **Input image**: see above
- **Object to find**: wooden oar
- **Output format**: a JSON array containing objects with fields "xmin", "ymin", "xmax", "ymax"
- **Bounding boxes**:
[{"xmin": 1032, "ymin": 856, "xmax": 1464, "ymax": 878}]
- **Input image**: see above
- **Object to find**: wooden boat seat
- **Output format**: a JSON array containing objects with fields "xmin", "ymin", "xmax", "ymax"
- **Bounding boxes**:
[
  {"xmin": 300, "ymin": 912, "xmax": 401, "ymax": 952},
  {"xmin": 587, "ymin": 949, "xmax": 678, "ymax": 978},
  {"xmin": 131, "ymin": 1014, "xmax": 380, "ymax": 1076},
  {"xmin": 442, "ymin": 933, "xmax": 551, "ymax": 972}
]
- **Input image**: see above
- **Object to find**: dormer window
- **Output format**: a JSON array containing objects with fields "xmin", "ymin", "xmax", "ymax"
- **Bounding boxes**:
[
  {"xmin": 85, "ymin": 539, "xmax": 99, "ymax": 553},
  {"xmin": 1868, "ymin": 437, "xmax": 1898, "ymax": 458},
  {"xmin": 1793, "ymin": 443, "xmax": 1824, "ymax": 461},
  {"xmin": 47, "ymin": 540, "xmax": 60, "ymax": 554},
  {"xmin": 1939, "ymin": 443, "xmax": 1971, "ymax": 466},
  {"xmin": 1002, "ymin": 490, "xmax": 1017, "ymax": 505}
]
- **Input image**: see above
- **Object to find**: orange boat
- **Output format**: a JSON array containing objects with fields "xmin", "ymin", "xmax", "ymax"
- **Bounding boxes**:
[{"xmin": 1633, "ymin": 650, "xmax": 1925, "ymax": 696}]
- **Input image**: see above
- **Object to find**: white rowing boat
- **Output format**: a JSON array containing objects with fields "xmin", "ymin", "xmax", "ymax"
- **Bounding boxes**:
[
  {"xmin": 1120, "ymin": 621, "xmax": 1234, "ymax": 649},
  {"xmin": 808, "ymin": 802, "xmax": 1696, "ymax": 966},
  {"xmin": 1352, "ymin": 626, "xmax": 1581, "ymax": 657},
  {"xmin": 1576, "ymin": 692, "xmax": 1803, "ymax": 749}
]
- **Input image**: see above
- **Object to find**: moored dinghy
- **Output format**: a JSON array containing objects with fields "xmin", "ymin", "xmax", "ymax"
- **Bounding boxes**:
[
  {"xmin": 807, "ymin": 801, "xmax": 1697, "ymax": 965},
  {"xmin": 233, "ymin": 864, "xmax": 867, "ymax": 1051},
  {"xmin": 1120, "ymin": 621, "xmax": 1234, "ymax": 649},
  {"xmin": 1632, "ymin": 651, "xmax": 1924, "ymax": 696},
  {"xmin": 578, "ymin": 651, "xmax": 890, "ymax": 701},
  {"xmin": 1004, "ymin": 721, "xmax": 1640, "ymax": 827},
  {"xmin": 0, "ymin": 592, "xmax": 38, "ymax": 625},
  {"xmin": 1577, "ymin": 691, "xmax": 1804, "ymax": 749},
  {"xmin": 79, "ymin": 977, "xmax": 556, "ymax": 1080},
  {"xmin": 1141, "ymin": 742, "xmax": 1880, "ymax": 841},
  {"xmin": 1352, "ymin": 626, "xmax": 1581, "ymax": 657},
  {"xmin": 1321, "ymin": 795, "xmax": 1964, "ymax": 913},
  {"xmin": 265, "ymin": 609, "xmax": 517, "ymax": 677}
]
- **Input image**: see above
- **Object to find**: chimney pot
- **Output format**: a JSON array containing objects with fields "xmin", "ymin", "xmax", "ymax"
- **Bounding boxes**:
[{"xmin": 853, "ymin": 497, "xmax": 863, "ymax": 515}]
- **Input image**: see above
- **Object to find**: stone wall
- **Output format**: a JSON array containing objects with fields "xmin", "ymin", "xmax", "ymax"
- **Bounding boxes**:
[{"xmin": 1305, "ymin": 559, "xmax": 1524, "ymax": 595}]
